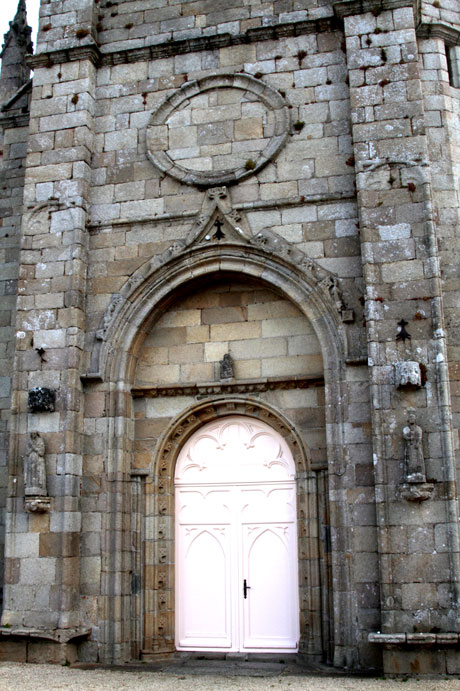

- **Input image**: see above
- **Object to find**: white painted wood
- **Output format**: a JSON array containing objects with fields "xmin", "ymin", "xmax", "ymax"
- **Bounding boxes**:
[
  {"xmin": 175, "ymin": 416, "xmax": 296, "ymax": 485},
  {"xmin": 241, "ymin": 486, "xmax": 298, "ymax": 650},
  {"xmin": 176, "ymin": 485, "xmax": 235, "ymax": 649},
  {"xmin": 175, "ymin": 416, "xmax": 299, "ymax": 652}
]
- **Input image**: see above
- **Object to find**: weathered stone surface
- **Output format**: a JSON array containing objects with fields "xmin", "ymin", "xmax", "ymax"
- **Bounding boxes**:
[{"xmin": 0, "ymin": 0, "xmax": 459, "ymax": 678}]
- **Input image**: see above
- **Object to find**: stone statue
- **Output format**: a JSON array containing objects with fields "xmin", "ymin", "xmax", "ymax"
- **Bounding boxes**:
[
  {"xmin": 220, "ymin": 353, "xmax": 234, "ymax": 379},
  {"xmin": 23, "ymin": 431, "xmax": 47, "ymax": 497},
  {"xmin": 402, "ymin": 410, "xmax": 426, "ymax": 483}
]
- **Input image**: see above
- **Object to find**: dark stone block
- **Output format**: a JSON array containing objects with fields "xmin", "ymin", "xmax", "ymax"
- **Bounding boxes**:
[{"xmin": 28, "ymin": 387, "xmax": 55, "ymax": 412}]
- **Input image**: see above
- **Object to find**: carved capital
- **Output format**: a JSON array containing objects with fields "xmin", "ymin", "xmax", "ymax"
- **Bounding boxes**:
[
  {"xmin": 24, "ymin": 496, "xmax": 51, "ymax": 513},
  {"xmin": 400, "ymin": 482, "xmax": 434, "ymax": 502}
]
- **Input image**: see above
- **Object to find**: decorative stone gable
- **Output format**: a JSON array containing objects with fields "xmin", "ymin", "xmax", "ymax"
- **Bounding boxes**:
[
  {"xmin": 86, "ymin": 182, "xmax": 348, "ymax": 381},
  {"xmin": 185, "ymin": 186, "xmax": 252, "ymax": 244}
]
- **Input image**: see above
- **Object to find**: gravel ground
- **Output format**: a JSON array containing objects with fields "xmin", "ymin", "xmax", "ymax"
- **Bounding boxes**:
[{"xmin": 1, "ymin": 663, "xmax": 460, "ymax": 691}]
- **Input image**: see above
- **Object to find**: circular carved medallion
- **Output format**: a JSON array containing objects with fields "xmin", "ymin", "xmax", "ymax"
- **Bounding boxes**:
[{"xmin": 146, "ymin": 74, "xmax": 290, "ymax": 187}]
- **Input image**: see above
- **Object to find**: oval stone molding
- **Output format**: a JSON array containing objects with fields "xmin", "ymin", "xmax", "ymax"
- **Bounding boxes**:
[{"xmin": 146, "ymin": 73, "xmax": 290, "ymax": 187}]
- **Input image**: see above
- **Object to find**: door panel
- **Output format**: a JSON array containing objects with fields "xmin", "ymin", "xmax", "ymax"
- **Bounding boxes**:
[
  {"xmin": 175, "ymin": 416, "xmax": 299, "ymax": 652},
  {"xmin": 176, "ymin": 488, "xmax": 233, "ymax": 649},
  {"xmin": 178, "ymin": 488, "xmax": 232, "ymax": 524},
  {"xmin": 242, "ymin": 524, "xmax": 298, "ymax": 649},
  {"xmin": 240, "ymin": 486, "xmax": 296, "ymax": 523},
  {"xmin": 178, "ymin": 527, "xmax": 231, "ymax": 648}
]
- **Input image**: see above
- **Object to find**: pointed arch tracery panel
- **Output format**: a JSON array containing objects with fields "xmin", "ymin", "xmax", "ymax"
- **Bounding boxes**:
[
  {"xmin": 175, "ymin": 416, "xmax": 296, "ymax": 486},
  {"xmin": 243, "ymin": 525, "xmax": 297, "ymax": 648},
  {"xmin": 177, "ymin": 525, "xmax": 232, "ymax": 648}
]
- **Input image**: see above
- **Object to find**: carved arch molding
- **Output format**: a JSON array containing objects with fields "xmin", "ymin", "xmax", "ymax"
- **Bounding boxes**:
[
  {"xmin": 146, "ymin": 73, "xmax": 290, "ymax": 187},
  {"xmin": 85, "ymin": 190, "xmax": 347, "ymax": 382},
  {"xmin": 137, "ymin": 397, "xmax": 321, "ymax": 656},
  {"xmin": 155, "ymin": 397, "xmax": 309, "ymax": 482}
]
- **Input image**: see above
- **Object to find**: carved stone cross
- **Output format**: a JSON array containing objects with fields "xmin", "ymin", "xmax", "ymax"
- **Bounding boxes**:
[
  {"xmin": 396, "ymin": 318, "xmax": 411, "ymax": 341},
  {"xmin": 212, "ymin": 218, "xmax": 225, "ymax": 240}
]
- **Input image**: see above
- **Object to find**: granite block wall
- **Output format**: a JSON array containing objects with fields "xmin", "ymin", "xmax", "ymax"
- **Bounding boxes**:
[{"xmin": 0, "ymin": 0, "xmax": 459, "ymax": 675}]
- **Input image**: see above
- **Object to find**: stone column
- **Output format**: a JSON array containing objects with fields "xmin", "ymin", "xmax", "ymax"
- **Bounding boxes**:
[
  {"xmin": 2, "ymin": 3, "xmax": 97, "ymax": 635},
  {"xmin": 337, "ymin": 0, "xmax": 460, "ymax": 674}
]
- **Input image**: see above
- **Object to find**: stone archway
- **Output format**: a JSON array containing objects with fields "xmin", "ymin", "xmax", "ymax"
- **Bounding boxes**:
[
  {"xmin": 92, "ymin": 244, "xmax": 354, "ymax": 666},
  {"xmin": 139, "ymin": 397, "xmax": 316, "ymax": 658}
]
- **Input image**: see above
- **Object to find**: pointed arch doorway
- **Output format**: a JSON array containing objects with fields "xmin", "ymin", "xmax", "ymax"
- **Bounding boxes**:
[{"xmin": 175, "ymin": 415, "xmax": 300, "ymax": 653}]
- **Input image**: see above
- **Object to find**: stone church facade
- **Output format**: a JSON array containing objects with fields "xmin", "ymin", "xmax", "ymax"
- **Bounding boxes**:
[{"xmin": 0, "ymin": 0, "xmax": 459, "ymax": 676}]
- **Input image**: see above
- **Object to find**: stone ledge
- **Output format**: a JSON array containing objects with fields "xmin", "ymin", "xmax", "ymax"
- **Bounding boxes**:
[
  {"xmin": 416, "ymin": 21, "xmax": 460, "ymax": 44},
  {"xmin": 0, "ymin": 112, "xmax": 30, "ymax": 129},
  {"xmin": 333, "ymin": 0, "xmax": 416, "ymax": 19},
  {"xmin": 131, "ymin": 374, "xmax": 324, "ymax": 399},
  {"xmin": 28, "ymin": 18, "xmax": 337, "ymax": 70},
  {"xmin": 369, "ymin": 632, "xmax": 459, "ymax": 646},
  {"xmin": 28, "ymin": 44, "xmax": 101, "ymax": 68},
  {"xmin": 87, "ymin": 192, "xmax": 356, "ymax": 231},
  {"xmin": 0, "ymin": 627, "xmax": 91, "ymax": 644}
]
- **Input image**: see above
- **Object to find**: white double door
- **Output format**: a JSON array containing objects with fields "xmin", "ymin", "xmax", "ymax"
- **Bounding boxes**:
[{"xmin": 175, "ymin": 416, "xmax": 299, "ymax": 653}]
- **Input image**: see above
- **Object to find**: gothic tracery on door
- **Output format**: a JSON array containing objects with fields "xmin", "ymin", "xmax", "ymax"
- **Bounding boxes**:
[{"xmin": 175, "ymin": 415, "xmax": 300, "ymax": 652}]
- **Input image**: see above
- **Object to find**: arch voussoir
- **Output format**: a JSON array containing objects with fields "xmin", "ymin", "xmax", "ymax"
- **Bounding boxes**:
[{"xmin": 93, "ymin": 242, "xmax": 346, "ymax": 385}]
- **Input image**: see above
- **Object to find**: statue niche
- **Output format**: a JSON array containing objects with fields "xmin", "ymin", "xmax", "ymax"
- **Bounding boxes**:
[
  {"xmin": 403, "ymin": 410, "xmax": 426, "ymax": 484},
  {"xmin": 400, "ymin": 410, "xmax": 433, "ymax": 502},
  {"xmin": 23, "ymin": 432, "xmax": 50, "ymax": 512}
]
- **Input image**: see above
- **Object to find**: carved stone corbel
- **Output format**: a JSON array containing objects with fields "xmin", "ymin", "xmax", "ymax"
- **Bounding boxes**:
[
  {"xmin": 24, "ymin": 496, "xmax": 51, "ymax": 513},
  {"xmin": 394, "ymin": 361, "xmax": 422, "ymax": 389}
]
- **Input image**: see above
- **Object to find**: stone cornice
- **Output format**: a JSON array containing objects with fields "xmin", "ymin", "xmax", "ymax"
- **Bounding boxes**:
[
  {"xmin": 369, "ymin": 632, "xmax": 460, "ymax": 645},
  {"xmin": 0, "ymin": 626, "xmax": 91, "ymax": 643},
  {"xmin": 27, "ymin": 18, "xmax": 337, "ymax": 70},
  {"xmin": 0, "ymin": 112, "xmax": 30, "ymax": 129},
  {"xmin": 333, "ymin": 0, "xmax": 416, "ymax": 19},
  {"xmin": 27, "ymin": 44, "xmax": 101, "ymax": 69},
  {"xmin": 416, "ymin": 21, "xmax": 460, "ymax": 44},
  {"xmin": 131, "ymin": 374, "xmax": 324, "ymax": 399},
  {"xmin": 23, "ymin": 7, "xmax": 460, "ymax": 73}
]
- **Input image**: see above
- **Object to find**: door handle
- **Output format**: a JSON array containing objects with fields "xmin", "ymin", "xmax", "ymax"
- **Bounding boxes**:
[{"xmin": 243, "ymin": 579, "xmax": 251, "ymax": 599}]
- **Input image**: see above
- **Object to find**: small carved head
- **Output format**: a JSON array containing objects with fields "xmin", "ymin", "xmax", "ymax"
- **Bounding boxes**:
[{"xmin": 407, "ymin": 409, "xmax": 416, "ymax": 425}]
